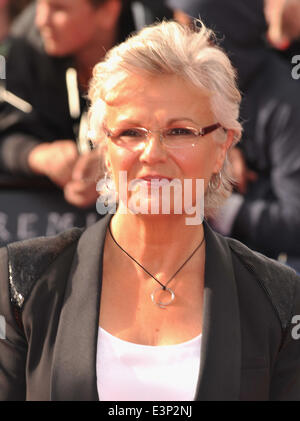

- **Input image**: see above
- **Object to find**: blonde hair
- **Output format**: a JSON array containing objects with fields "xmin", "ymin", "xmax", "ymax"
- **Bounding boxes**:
[{"xmin": 88, "ymin": 20, "xmax": 242, "ymax": 215}]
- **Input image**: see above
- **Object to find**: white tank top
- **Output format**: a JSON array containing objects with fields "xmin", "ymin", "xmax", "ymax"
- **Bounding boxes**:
[{"xmin": 96, "ymin": 327, "xmax": 202, "ymax": 401}]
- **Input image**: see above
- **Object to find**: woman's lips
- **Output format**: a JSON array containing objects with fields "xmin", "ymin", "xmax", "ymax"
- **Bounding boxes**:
[
  {"xmin": 138, "ymin": 176, "xmax": 173, "ymax": 182},
  {"xmin": 139, "ymin": 175, "xmax": 172, "ymax": 187},
  {"xmin": 136, "ymin": 176, "xmax": 174, "ymax": 188}
]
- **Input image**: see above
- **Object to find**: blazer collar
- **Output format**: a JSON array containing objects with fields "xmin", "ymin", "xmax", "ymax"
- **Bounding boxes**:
[
  {"xmin": 195, "ymin": 220, "xmax": 241, "ymax": 400},
  {"xmin": 50, "ymin": 213, "xmax": 111, "ymax": 401},
  {"xmin": 50, "ymin": 215, "xmax": 241, "ymax": 401}
]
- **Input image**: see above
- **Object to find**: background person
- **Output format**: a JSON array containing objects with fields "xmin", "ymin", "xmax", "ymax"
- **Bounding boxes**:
[
  {"xmin": 265, "ymin": 0, "xmax": 300, "ymax": 62},
  {"xmin": 0, "ymin": 0, "xmax": 33, "ymax": 45},
  {"xmin": 0, "ymin": 0, "xmax": 175, "ymax": 244},
  {"xmin": 168, "ymin": 0, "xmax": 300, "ymax": 270},
  {"xmin": 0, "ymin": 0, "xmax": 11, "ymax": 44},
  {"xmin": 0, "ymin": 20, "xmax": 299, "ymax": 401},
  {"xmin": 0, "ymin": 0, "xmax": 173, "ymax": 208}
]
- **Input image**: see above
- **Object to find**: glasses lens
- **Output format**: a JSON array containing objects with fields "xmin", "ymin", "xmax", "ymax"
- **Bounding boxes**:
[
  {"xmin": 163, "ymin": 127, "xmax": 199, "ymax": 148},
  {"xmin": 107, "ymin": 126, "xmax": 203, "ymax": 150},
  {"xmin": 110, "ymin": 128, "xmax": 147, "ymax": 150}
]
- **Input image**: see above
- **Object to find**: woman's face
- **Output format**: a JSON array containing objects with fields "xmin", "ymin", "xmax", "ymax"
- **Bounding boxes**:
[{"xmin": 102, "ymin": 74, "xmax": 232, "ymax": 215}]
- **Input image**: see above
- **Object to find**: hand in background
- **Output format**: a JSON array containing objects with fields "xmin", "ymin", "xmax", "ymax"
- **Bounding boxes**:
[
  {"xmin": 27, "ymin": 140, "xmax": 79, "ymax": 187},
  {"xmin": 229, "ymin": 147, "xmax": 258, "ymax": 194},
  {"xmin": 63, "ymin": 148, "xmax": 103, "ymax": 208}
]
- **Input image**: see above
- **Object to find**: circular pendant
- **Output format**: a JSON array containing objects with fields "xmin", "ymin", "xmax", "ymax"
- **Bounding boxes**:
[{"xmin": 151, "ymin": 286, "xmax": 175, "ymax": 309}]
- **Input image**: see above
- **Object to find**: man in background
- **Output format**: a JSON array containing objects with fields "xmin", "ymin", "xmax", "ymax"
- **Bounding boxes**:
[
  {"xmin": 1, "ymin": 0, "xmax": 174, "ymax": 207},
  {"xmin": 265, "ymin": 0, "xmax": 300, "ymax": 61},
  {"xmin": 0, "ymin": 0, "xmax": 174, "ymax": 243},
  {"xmin": 168, "ymin": 0, "xmax": 300, "ymax": 270}
]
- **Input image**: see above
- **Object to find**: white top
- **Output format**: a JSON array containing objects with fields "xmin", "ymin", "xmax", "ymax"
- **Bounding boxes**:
[{"xmin": 96, "ymin": 327, "xmax": 202, "ymax": 401}]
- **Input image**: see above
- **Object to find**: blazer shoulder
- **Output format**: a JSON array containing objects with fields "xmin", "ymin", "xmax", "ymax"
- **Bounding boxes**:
[
  {"xmin": 6, "ymin": 227, "xmax": 83, "ymax": 311},
  {"xmin": 227, "ymin": 236, "xmax": 300, "ymax": 330}
]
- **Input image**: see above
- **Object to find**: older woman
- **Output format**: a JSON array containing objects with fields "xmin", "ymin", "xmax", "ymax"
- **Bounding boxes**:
[{"xmin": 0, "ymin": 21, "xmax": 300, "ymax": 401}]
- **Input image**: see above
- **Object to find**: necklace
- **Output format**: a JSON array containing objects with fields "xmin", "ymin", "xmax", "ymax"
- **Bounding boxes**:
[{"xmin": 108, "ymin": 224, "xmax": 205, "ymax": 309}]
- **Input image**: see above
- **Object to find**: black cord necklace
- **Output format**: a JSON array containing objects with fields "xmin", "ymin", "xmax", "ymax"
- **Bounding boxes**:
[{"xmin": 108, "ymin": 224, "xmax": 205, "ymax": 309}]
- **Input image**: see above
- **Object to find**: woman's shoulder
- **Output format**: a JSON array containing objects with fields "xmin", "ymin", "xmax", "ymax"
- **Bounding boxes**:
[
  {"xmin": 225, "ymin": 235, "xmax": 300, "ymax": 330},
  {"xmin": 0, "ymin": 227, "xmax": 84, "ymax": 315},
  {"xmin": 226, "ymin": 235, "xmax": 298, "ymax": 280}
]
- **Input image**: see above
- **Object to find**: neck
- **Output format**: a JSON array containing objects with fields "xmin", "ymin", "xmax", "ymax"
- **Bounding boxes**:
[{"xmin": 110, "ymin": 211, "xmax": 205, "ymax": 273}]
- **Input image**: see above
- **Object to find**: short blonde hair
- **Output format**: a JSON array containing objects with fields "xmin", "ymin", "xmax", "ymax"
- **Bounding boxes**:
[{"xmin": 88, "ymin": 20, "xmax": 242, "ymax": 215}]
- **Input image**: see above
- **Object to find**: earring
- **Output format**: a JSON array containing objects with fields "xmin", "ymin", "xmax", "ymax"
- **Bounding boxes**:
[
  {"xmin": 96, "ymin": 172, "xmax": 117, "ymax": 215},
  {"xmin": 88, "ymin": 139, "xmax": 95, "ymax": 151},
  {"xmin": 208, "ymin": 171, "xmax": 222, "ymax": 191},
  {"xmin": 103, "ymin": 172, "xmax": 116, "ymax": 206},
  {"xmin": 104, "ymin": 172, "xmax": 114, "ymax": 192}
]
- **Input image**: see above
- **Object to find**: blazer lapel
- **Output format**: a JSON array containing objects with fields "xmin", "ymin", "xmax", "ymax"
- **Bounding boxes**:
[
  {"xmin": 195, "ymin": 221, "xmax": 241, "ymax": 401},
  {"xmin": 50, "ymin": 215, "xmax": 241, "ymax": 401},
  {"xmin": 50, "ymin": 214, "xmax": 112, "ymax": 401}
]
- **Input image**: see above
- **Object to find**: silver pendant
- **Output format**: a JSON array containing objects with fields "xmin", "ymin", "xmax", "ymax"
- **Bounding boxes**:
[{"xmin": 151, "ymin": 286, "xmax": 175, "ymax": 309}]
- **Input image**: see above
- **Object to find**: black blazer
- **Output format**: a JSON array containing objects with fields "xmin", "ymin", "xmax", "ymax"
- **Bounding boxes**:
[{"xmin": 0, "ymin": 214, "xmax": 300, "ymax": 401}]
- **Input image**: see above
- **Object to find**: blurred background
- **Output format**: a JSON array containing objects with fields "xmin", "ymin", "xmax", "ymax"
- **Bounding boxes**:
[{"xmin": 0, "ymin": 0, "xmax": 299, "ymax": 272}]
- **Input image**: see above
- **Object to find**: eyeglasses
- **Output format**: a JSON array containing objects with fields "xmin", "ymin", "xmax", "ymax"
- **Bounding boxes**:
[{"xmin": 103, "ymin": 123, "xmax": 223, "ymax": 150}]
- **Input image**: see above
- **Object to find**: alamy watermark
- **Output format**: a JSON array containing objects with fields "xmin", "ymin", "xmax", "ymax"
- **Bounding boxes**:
[
  {"xmin": 96, "ymin": 171, "xmax": 205, "ymax": 225},
  {"xmin": 0, "ymin": 55, "xmax": 6, "ymax": 80},
  {"xmin": 291, "ymin": 55, "xmax": 300, "ymax": 80},
  {"xmin": 291, "ymin": 315, "xmax": 300, "ymax": 340},
  {"xmin": 0, "ymin": 315, "xmax": 6, "ymax": 340}
]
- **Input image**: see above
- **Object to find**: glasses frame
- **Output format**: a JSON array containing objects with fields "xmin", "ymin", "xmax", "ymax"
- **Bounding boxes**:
[{"xmin": 103, "ymin": 123, "xmax": 224, "ymax": 149}]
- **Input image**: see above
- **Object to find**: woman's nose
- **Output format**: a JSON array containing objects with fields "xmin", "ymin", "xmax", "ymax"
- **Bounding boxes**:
[{"xmin": 139, "ymin": 132, "xmax": 168, "ymax": 164}]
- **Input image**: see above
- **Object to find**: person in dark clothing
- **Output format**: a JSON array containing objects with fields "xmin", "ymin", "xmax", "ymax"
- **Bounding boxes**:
[
  {"xmin": 0, "ymin": 0, "xmax": 33, "ymax": 44},
  {"xmin": 0, "ymin": 0, "xmax": 174, "ymax": 208},
  {"xmin": 265, "ymin": 0, "xmax": 300, "ymax": 64},
  {"xmin": 168, "ymin": 0, "xmax": 300, "ymax": 268},
  {"xmin": 0, "ymin": 0, "xmax": 176, "ymax": 246}
]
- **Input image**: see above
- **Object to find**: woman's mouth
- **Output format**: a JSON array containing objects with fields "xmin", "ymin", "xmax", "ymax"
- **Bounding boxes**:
[{"xmin": 138, "ymin": 175, "xmax": 173, "ymax": 184}]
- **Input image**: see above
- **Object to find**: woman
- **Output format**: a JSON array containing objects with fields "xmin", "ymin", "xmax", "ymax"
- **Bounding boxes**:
[{"xmin": 0, "ymin": 21, "xmax": 300, "ymax": 401}]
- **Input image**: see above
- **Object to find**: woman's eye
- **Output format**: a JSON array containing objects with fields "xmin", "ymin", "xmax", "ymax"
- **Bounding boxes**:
[
  {"xmin": 119, "ymin": 129, "xmax": 144, "ymax": 138},
  {"xmin": 167, "ymin": 128, "xmax": 196, "ymax": 136}
]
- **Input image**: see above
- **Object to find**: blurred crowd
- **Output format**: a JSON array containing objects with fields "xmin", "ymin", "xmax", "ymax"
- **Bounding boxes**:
[
  {"xmin": 0, "ymin": 0, "xmax": 299, "ymax": 271},
  {"xmin": 0, "ymin": 0, "xmax": 33, "ymax": 46}
]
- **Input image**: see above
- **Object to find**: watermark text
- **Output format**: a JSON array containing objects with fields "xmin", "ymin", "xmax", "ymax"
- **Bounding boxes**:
[
  {"xmin": 0, "ymin": 315, "xmax": 6, "ymax": 340},
  {"xmin": 292, "ymin": 55, "xmax": 300, "ymax": 80},
  {"xmin": 0, "ymin": 55, "xmax": 6, "ymax": 80},
  {"xmin": 291, "ymin": 315, "xmax": 300, "ymax": 340},
  {"xmin": 96, "ymin": 171, "xmax": 204, "ymax": 225}
]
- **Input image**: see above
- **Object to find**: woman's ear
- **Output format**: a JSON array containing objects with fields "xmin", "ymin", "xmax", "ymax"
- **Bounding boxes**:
[{"xmin": 213, "ymin": 129, "xmax": 235, "ymax": 173}]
